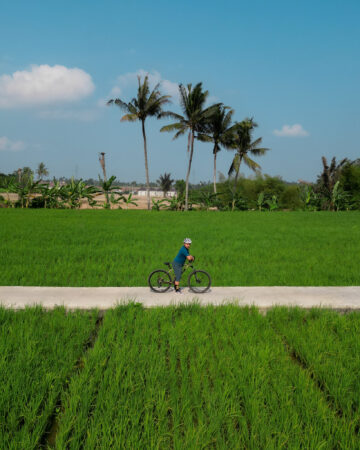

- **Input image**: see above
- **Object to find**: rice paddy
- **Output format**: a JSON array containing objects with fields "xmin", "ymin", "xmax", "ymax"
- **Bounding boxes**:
[
  {"xmin": 1, "ymin": 305, "xmax": 359, "ymax": 449},
  {"xmin": 1, "ymin": 209, "xmax": 360, "ymax": 287}
]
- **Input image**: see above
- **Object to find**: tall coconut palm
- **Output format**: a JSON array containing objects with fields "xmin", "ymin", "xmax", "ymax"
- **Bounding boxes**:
[
  {"xmin": 228, "ymin": 118, "xmax": 269, "ymax": 210},
  {"xmin": 197, "ymin": 105, "xmax": 236, "ymax": 193},
  {"xmin": 160, "ymin": 83, "xmax": 220, "ymax": 210},
  {"xmin": 36, "ymin": 162, "xmax": 49, "ymax": 180},
  {"xmin": 107, "ymin": 75, "xmax": 171, "ymax": 210}
]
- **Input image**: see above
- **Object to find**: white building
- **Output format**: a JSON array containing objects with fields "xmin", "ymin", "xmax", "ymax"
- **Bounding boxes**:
[{"xmin": 136, "ymin": 189, "xmax": 176, "ymax": 197}]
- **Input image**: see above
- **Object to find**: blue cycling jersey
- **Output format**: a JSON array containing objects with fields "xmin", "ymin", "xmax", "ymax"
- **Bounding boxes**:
[{"xmin": 173, "ymin": 246, "xmax": 189, "ymax": 265}]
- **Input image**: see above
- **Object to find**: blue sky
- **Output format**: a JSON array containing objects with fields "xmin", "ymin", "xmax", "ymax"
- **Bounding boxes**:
[{"xmin": 1, "ymin": 0, "xmax": 359, "ymax": 183}]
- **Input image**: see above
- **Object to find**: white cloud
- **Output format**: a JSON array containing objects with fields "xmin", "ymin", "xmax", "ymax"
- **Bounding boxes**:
[
  {"xmin": 0, "ymin": 136, "xmax": 26, "ymax": 151},
  {"xmin": 109, "ymin": 69, "xmax": 179, "ymax": 102},
  {"xmin": 0, "ymin": 64, "xmax": 95, "ymax": 108},
  {"xmin": 273, "ymin": 124, "xmax": 309, "ymax": 137}
]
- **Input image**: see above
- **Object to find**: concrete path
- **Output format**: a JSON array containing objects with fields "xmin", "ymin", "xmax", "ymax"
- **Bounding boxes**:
[{"xmin": 1, "ymin": 286, "xmax": 360, "ymax": 310}]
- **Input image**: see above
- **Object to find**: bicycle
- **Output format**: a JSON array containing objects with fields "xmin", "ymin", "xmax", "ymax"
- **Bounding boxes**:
[{"xmin": 148, "ymin": 260, "xmax": 211, "ymax": 294}]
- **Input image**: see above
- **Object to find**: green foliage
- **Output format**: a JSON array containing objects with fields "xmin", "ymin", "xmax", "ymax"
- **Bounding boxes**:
[
  {"xmin": 265, "ymin": 194, "xmax": 278, "ymax": 211},
  {"xmin": 340, "ymin": 160, "xmax": 360, "ymax": 209},
  {"xmin": 122, "ymin": 193, "xmax": 138, "ymax": 209},
  {"xmin": 174, "ymin": 179, "xmax": 186, "ymax": 196},
  {"xmin": 165, "ymin": 194, "xmax": 184, "ymax": 211},
  {"xmin": 151, "ymin": 198, "xmax": 168, "ymax": 211}
]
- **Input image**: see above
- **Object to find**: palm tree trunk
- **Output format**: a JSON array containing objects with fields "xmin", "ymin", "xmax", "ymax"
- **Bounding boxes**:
[
  {"xmin": 231, "ymin": 155, "xmax": 242, "ymax": 211},
  {"xmin": 213, "ymin": 145, "xmax": 217, "ymax": 194},
  {"xmin": 141, "ymin": 119, "xmax": 151, "ymax": 210},
  {"xmin": 185, "ymin": 130, "xmax": 195, "ymax": 211}
]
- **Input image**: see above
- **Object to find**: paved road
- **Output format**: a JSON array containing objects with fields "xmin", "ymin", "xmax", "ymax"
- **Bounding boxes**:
[{"xmin": 1, "ymin": 286, "xmax": 360, "ymax": 310}]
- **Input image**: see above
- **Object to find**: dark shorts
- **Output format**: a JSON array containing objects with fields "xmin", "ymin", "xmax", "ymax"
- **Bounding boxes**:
[{"xmin": 172, "ymin": 262, "xmax": 183, "ymax": 282}]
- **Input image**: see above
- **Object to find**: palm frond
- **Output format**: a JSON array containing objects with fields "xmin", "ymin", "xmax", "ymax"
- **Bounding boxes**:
[
  {"xmin": 250, "ymin": 147, "xmax": 269, "ymax": 156},
  {"xmin": 158, "ymin": 111, "xmax": 184, "ymax": 120},
  {"xmin": 160, "ymin": 123, "xmax": 185, "ymax": 133},
  {"xmin": 228, "ymin": 153, "xmax": 241, "ymax": 176},
  {"xmin": 196, "ymin": 133, "xmax": 213, "ymax": 143},
  {"xmin": 173, "ymin": 128, "xmax": 187, "ymax": 140},
  {"xmin": 107, "ymin": 98, "xmax": 130, "ymax": 112},
  {"xmin": 120, "ymin": 113, "xmax": 138, "ymax": 122},
  {"xmin": 243, "ymin": 154, "xmax": 261, "ymax": 172}
]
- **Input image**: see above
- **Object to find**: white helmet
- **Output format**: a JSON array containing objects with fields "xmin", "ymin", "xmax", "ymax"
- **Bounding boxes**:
[{"xmin": 183, "ymin": 238, "xmax": 192, "ymax": 244}]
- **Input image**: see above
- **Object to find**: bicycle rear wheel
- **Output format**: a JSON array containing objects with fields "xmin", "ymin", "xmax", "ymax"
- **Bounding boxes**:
[
  {"xmin": 148, "ymin": 269, "xmax": 172, "ymax": 293},
  {"xmin": 188, "ymin": 270, "xmax": 211, "ymax": 293}
]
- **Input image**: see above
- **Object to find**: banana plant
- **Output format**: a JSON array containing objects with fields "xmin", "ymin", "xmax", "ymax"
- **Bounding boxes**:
[
  {"xmin": 98, "ymin": 175, "xmax": 120, "ymax": 208},
  {"xmin": 198, "ymin": 191, "xmax": 220, "ymax": 210},
  {"xmin": 151, "ymin": 198, "xmax": 167, "ymax": 211},
  {"xmin": 165, "ymin": 195, "xmax": 184, "ymax": 211},
  {"xmin": 0, "ymin": 176, "xmax": 17, "ymax": 207},
  {"xmin": 122, "ymin": 193, "xmax": 138, "ymax": 210},
  {"xmin": 331, "ymin": 181, "xmax": 349, "ymax": 211},
  {"xmin": 15, "ymin": 175, "xmax": 41, "ymax": 208},
  {"xmin": 265, "ymin": 195, "xmax": 278, "ymax": 211},
  {"xmin": 257, "ymin": 192, "xmax": 265, "ymax": 211},
  {"xmin": 61, "ymin": 178, "xmax": 98, "ymax": 209},
  {"xmin": 40, "ymin": 182, "xmax": 65, "ymax": 208},
  {"xmin": 110, "ymin": 192, "xmax": 125, "ymax": 209}
]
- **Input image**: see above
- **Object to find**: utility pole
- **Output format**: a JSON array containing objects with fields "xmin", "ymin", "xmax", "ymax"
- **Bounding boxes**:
[{"xmin": 17, "ymin": 168, "xmax": 22, "ymax": 183}]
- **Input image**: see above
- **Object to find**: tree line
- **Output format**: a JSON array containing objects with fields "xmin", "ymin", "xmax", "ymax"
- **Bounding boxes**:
[{"xmin": 1, "ymin": 156, "xmax": 359, "ymax": 211}]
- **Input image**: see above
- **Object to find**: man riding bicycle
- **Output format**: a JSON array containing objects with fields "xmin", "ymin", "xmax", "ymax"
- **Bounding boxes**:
[{"xmin": 173, "ymin": 238, "xmax": 195, "ymax": 293}]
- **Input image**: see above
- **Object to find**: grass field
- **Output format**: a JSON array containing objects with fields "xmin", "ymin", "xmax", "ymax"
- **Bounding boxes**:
[
  {"xmin": 1, "ymin": 305, "xmax": 359, "ymax": 449},
  {"xmin": 1, "ymin": 209, "xmax": 360, "ymax": 286}
]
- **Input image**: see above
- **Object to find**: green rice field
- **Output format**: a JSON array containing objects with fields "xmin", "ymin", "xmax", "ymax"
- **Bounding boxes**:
[
  {"xmin": 1, "ymin": 305, "xmax": 359, "ymax": 449},
  {"xmin": 1, "ymin": 209, "xmax": 360, "ymax": 286}
]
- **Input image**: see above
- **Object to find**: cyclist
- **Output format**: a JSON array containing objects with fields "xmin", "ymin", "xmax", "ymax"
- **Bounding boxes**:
[{"xmin": 173, "ymin": 238, "xmax": 194, "ymax": 292}]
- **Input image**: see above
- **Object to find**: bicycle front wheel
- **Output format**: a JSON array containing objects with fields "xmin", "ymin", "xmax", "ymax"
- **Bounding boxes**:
[
  {"xmin": 188, "ymin": 270, "xmax": 211, "ymax": 293},
  {"xmin": 148, "ymin": 269, "xmax": 172, "ymax": 293}
]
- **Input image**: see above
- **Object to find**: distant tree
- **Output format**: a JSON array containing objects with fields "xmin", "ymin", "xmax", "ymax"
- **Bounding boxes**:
[
  {"xmin": 36, "ymin": 162, "xmax": 49, "ymax": 180},
  {"xmin": 157, "ymin": 172, "xmax": 174, "ymax": 197},
  {"xmin": 13, "ymin": 167, "xmax": 34, "ymax": 186},
  {"xmin": 218, "ymin": 171, "xmax": 226, "ymax": 183},
  {"xmin": 174, "ymin": 179, "xmax": 186, "ymax": 197},
  {"xmin": 160, "ymin": 82, "xmax": 220, "ymax": 210},
  {"xmin": 316, "ymin": 156, "xmax": 348, "ymax": 210},
  {"xmin": 108, "ymin": 75, "xmax": 172, "ymax": 210},
  {"xmin": 340, "ymin": 159, "xmax": 360, "ymax": 209}
]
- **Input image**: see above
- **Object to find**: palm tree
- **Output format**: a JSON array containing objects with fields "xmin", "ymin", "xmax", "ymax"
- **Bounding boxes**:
[
  {"xmin": 160, "ymin": 83, "xmax": 220, "ymax": 210},
  {"xmin": 157, "ymin": 172, "xmax": 174, "ymax": 197},
  {"xmin": 317, "ymin": 156, "xmax": 348, "ymax": 210},
  {"xmin": 107, "ymin": 75, "xmax": 171, "ymax": 210},
  {"xmin": 197, "ymin": 105, "xmax": 236, "ymax": 193},
  {"xmin": 228, "ymin": 118, "xmax": 269, "ymax": 210},
  {"xmin": 36, "ymin": 162, "xmax": 49, "ymax": 180}
]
